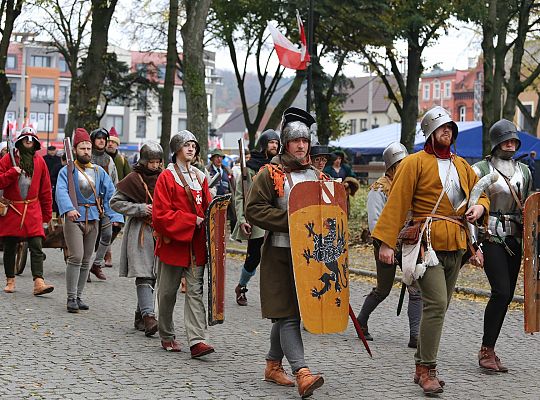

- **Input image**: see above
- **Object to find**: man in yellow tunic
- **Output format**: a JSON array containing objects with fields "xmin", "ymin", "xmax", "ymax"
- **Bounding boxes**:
[{"xmin": 372, "ymin": 106, "xmax": 489, "ymax": 395}]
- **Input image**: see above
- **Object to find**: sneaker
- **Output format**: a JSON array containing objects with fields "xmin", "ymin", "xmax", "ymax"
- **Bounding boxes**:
[
  {"xmin": 77, "ymin": 298, "xmax": 89, "ymax": 310},
  {"xmin": 67, "ymin": 298, "xmax": 79, "ymax": 313},
  {"xmin": 190, "ymin": 342, "xmax": 215, "ymax": 358},
  {"xmin": 235, "ymin": 284, "xmax": 248, "ymax": 306},
  {"xmin": 161, "ymin": 340, "xmax": 181, "ymax": 352}
]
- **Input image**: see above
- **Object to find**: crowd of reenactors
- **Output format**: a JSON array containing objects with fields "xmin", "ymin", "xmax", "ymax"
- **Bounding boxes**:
[{"xmin": 0, "ymin": 104, "xmax": 532, "ymax": 397}]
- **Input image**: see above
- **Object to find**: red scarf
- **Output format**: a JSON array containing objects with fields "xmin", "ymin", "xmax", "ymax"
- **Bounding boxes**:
[{"xmin": 424, "ymin": 136, "xmax": 452, "ymax": 159}]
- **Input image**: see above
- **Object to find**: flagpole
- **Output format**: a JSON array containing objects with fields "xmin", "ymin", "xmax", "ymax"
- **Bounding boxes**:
[{"xmin": 306, "ymin": 0, "xmax": 314, "ymax": 112}]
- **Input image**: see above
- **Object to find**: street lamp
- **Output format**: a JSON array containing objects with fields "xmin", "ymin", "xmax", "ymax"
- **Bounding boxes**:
[{"xmin": 44, "ymin": 99, "xmax": 55, "ymax": 149}]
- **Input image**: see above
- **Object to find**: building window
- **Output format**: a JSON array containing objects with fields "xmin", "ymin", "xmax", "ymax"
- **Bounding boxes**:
[
  {"xmin": 348, "ymin": 119, "xmax": 357, "ymax": 134},
  {"xmin": 136, "ymin": 116, "xmax": 146, "ymax": 138},
  {"xmin": 106, "ymin": 115, "xmax": 124, "ymax": 138},
  {"xmin": 158, "ymin": 65, "xmax": 166, "ymax": 80},
  {"xmin": 136, "ymin": 63, "xmax": 147, "ymax": 76},
  {"xmin": 207, "ymin": 93, "xmax": 212, "ymax": 113},
  {"xmin": 30, "ymin": 84, "xmax": 54, "ymax": 101},
  {"xmin": 157, "ymin": 117, "xmax": 162, "ymax": 138},
  {"xmin": 6, "ymin": 111, "xmax": 16, "ymax": 122},
  {"xmin": 178, "ymin": 90, "xmax": 187, "ymax": 112},
  {"xmin": 423, "ymin": 83, "xmax": 430, "ymax": 100},
  {"xmin": 433, "ymin": 80, "xmax": 440, "ymax": 99},
  {"xmin": 9, "ymin": 83, "xmax": 16, "ymax": 98},
  {"xmin": 6, "ymin": 55, "xmax": 17, "ymax": 69},
  {"xmin": 519, "ymin": 102, "xmax": 534, "ymax": 134},
  {"xmin": 31, "ymin": 55, "xmax": 51, "ymax": 67},
  {"xmin": 59, "ymin": 86, "xmax": 69, "ymax": 104},
  {"xmin": 178, "ymin": 118, "xmax": 187, "ymax": 131},
  {"xmin": 59, "ymin": 58, "xmax": 68, "ymax": 73},
  {"xmin": 137, "ymin": 88, "xmax": 147, "ymax": 111},
  {"xmin": 459, "ymin": 106, "xmax": 466, "ymax": 122},
  {"xmin": 58, "ymin": 114, "xmax": 66, "ymax": 133},
  {"xmin": 444, "ymin": 81, "xmax": 452, "ymax": 99},
  {"xmin": 360, "ymin": 119, "xmax": 367, "ymax": 131},
  {"xmin": 29, "ymin": 112, "xmax": 53, "ymax": 132}
]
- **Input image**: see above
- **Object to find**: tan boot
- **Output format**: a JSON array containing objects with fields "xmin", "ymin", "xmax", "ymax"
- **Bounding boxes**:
[
  {"xmin": 479, "ymin": 346, "xmax": 500, "ymax": 372},
  {"xmin": 417, "ymin": 365, "xmax": 443, "ymax": 395},
  {"xmin": 33, "ymin": 278, "xmax": 54, "ymax": 296},
  {"xmin": 294, "ymin": 368, "xmax": 324, "ymax": 398},
  {"xmin": 264, "ymin": 360, "xmax": 295, "ymax": 387},
  {"xmin": 4, "ymin": 277, "xmax": 15, "ymax": 293},
  {"xmin": 414, "ymin": 364, "xmax": 445, "ymax": 386},
  {"xmin": 143, "ymin": 314, "xmax": 158, "ymax": 337}
]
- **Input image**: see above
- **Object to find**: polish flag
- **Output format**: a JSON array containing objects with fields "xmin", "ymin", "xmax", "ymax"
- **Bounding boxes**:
[{"xmin": 268, "ymin": 11, "xmax": 310, "ymax": 70}]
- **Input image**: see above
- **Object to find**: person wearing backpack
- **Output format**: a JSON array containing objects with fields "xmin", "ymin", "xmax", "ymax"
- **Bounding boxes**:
[{"xmin": 471, "ymin": 119, "xmax": 532, "ymax": 373}]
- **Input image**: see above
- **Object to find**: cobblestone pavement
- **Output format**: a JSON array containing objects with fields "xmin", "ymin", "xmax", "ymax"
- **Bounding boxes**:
[{"xmin": 0, "ymin": 243, "xmax": 538, "ymax": 399}]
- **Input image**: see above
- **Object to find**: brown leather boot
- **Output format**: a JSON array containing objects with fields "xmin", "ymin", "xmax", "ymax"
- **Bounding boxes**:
[
  {"xmin": 479, "ymin": 346, "xmax": 503, "ymax": 372},
  {"xmin": 294, "ymin": 368, "xmax": 324, "ymax": 398},
  {"xmin": 134, "ymin": 311, "xmax": 145, "ymax": 331},
  {"xmin": 90, "ymin": 263, "xmax": 107, "ymax": 280},
  {"xmin": 417, "ymin": 365, "xmax": 443, "ymax": 395},
  {"xmin": 264, "ymin": 360, "xmax": 295, "ymax": 387},
  {"xmin": 33, "ymin": 278, "xmax": 54, "ymax": 296},
  {"xmin": 104, "ymin": 250, "xmax": 113, "ymax": 268},
  {"xmin": 494, "ymin": 353, "xmax": 508, "ymax": 373},
  {"xmin": 143, "ymin": 314, "xmax": 158, "ymax": 337},
  {"xmin": 414, "ymin": 364, "xmax": 445, "ymax": 387},
  {"xmin": 4, "ymin": 277, "xmax": 15, "ymax": 293}
]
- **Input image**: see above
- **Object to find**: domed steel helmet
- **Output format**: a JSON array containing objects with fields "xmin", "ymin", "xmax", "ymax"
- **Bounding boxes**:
[
  {"xmin": 257, "ymin": 129, "xmax": 280, "ymax": 152},
  {"xmin": 382, "ymin": 142, "xmax": 408, "ymax": 170},
  {"xmin": 16, "ymin": 127, "xmax": 41, "ymax": 150},
  {"xmin": 420, "ymin": 106, "xmax": 458, "ymax": 141},
  {"xmin": 90, "ymin": 127, "xmax": 110, "ymax": 142},
  {"xmin": 489, "ymin": 119, "xmax": 521, "ymax": 152},
  {"xmin": 139, "ymin": 141, "xmax": 163, "ymax": 165},
  {"xmin": 279, "ymin": 107, "xmax": 315, "ymax": 154},
  {"xmin": 170, "ymin": 130, "xmax": 200, "ymax": 158}
]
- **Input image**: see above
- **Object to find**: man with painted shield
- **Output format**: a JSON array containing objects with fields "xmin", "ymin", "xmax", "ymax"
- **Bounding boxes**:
[
  {"xmin": 372, "ymin": 106, "xmax": 489, "ymax": 395},
  {"xmin": 152, "ymin": 130, "xmax": 214, "ymax": 358},
  {"xmin": 357, "ymin": 142, "xmax": 422, "ymax": 348},
  {"xmin": 246, "ymin": 107, "xmax": 324, "ymax": 399},
  {"xmin": 232, "ymin": 129, "xmax": 280, "ymax": 306},
  {"xmin": 472, "ymin": 119, "xmax": 532, "ymax": 373}
]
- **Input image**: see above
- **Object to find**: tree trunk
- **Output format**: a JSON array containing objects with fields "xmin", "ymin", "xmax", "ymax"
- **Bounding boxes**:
[
  {"xmin": 160, "ymin": 0, "xmax": 179, "ymax": 160},
  {"xmin": 265, "ymin": 70, "xmax": 306, "ymax": 132},
  {"xmin": 0, "ymin": 0, "xmax": 23, "ymax": 133},
  {"xmin": 181, "ymin": 0, "xmax": 211, "ymax": 161},
  {"xmin": 400, "ymin": 41, "xmax": 422, "ymax": 151},
  {"xmin": 64, "ymin": 0, "xmax": 118, "ymax": 137}
]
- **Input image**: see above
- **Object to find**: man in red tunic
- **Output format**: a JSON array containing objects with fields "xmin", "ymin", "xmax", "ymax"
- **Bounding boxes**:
[
  {"xmin": 152, "ymin": 130, "xmax": 214, "ymax": 358},
  {"xmin": 0, "ymin": 127, "xmax": 54, "ymax": 295}
]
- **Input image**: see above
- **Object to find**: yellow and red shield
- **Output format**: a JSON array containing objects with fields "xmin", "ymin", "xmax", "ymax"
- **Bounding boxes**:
[
  {"xmin": 288, "ymin": 181, "xmax": 350, "ymax": 334},
  {"xmin": 206, "ymin": 194, "xmax": 231, "ymax": 326},
  {"xmin": 523, "ymin": 192, "xmax": 540, "ymax": 334}
]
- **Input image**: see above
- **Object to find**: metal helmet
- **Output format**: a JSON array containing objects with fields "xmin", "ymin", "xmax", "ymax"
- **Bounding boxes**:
[
  {"xmin": 170, "ymin": 130, "xmax": 200, "ymax": 157},
  {"xmin": 139, "ymin": 140, "xmax": 163, "ymax": 165},
  {"xmin": 420, "ymin": 106, "xmax": 458, "ymax": 141},
  {"xmin": 90, "ymin": 127, "xmax": 109, "ymax": 142},
  {"xmin": 16, "ymin": 126, "xmax": 41, "ymax": 150},
  {"xmin": 257, "ymin": 129, "xmax": 280, "ymax": 152},
  {"xmin": 279, "ymin": 107, "xmax": 315, "ymax": 154},
  {"xmin": 382, "ymin": 142, "xmax": 408, "ymax": 170},
  {"xmin": 489, "ymin": 119, "xmax": 521, "ymax": 152}
]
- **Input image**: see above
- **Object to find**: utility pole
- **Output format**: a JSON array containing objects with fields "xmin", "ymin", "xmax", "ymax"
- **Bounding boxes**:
[{"xmin": 306, "ymin": 0, "xmax": 314, "ymax": 112}]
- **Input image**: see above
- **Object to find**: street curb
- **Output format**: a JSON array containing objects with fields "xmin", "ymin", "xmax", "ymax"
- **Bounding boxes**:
[{"xmin": 227, "ymin": 248, "xmax": 525, "ymax": 304}]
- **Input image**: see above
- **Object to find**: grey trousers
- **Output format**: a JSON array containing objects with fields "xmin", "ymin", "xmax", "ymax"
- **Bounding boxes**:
[
  {"xmin": 267, "ymin": 317, "xmax": 306, "ymax": 373},
  {"xmin": 64, "ymin": 219, "xmax": 99, "ymax": 299},
  {"xmin": 136, "ymin": 277, "xmax": 156, "ymax": 317},
  {"xmin": 157, "ymin": 261, "xmax": 207, "ymax": 347},
  {"xmin": 93, "ymin": 215, "xmax": 112, "ymax": 267}
]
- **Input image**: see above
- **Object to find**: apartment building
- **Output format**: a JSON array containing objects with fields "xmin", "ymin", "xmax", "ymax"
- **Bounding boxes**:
[{"xmin": 3, "ymin": 36, "xmax": 220, "ymax": 147}]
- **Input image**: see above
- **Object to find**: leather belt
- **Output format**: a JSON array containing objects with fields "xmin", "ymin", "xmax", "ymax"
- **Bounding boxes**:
[
  {"xmin": 413, "ymin": 213, "xmax": 475, "ymax": 254},
  {"xmin": 7, "ymin": 197, "xmax": 39, "ymax": 228}
]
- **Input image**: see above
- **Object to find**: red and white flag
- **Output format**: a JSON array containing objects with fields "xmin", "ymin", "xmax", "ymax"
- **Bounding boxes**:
[{"xmin": 268, "ymin": 10, "xmax": 311, "ymax": 70}]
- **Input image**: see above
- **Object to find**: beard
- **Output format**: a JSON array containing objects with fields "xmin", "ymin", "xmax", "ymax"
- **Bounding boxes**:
[{"xmin": 76, "ymin": 154, "xmax": 91, "ymax": 164}]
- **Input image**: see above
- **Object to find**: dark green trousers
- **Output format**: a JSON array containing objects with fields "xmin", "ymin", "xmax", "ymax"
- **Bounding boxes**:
[
  {"xmin": 414, "ymin": 250, "xmax": 464, "ymax": 366},
  {"xmin": 3, "ymin": 236, "xmax": 44, "ymax": 280}
]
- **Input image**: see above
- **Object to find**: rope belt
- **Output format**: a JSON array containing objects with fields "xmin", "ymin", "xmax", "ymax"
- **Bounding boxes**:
[
  {"xmin": 413, "ymin": 213, "xmax": 476, "ymax": 254},
  {"xmin": 7, "ymin": 197, "xmax": 39, "ymax": 228}
]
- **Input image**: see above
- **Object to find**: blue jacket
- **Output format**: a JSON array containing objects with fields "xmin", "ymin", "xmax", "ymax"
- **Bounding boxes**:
[{"xmin": 56, "ymin": 164, "xmax": 123, "ymax": 223}]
